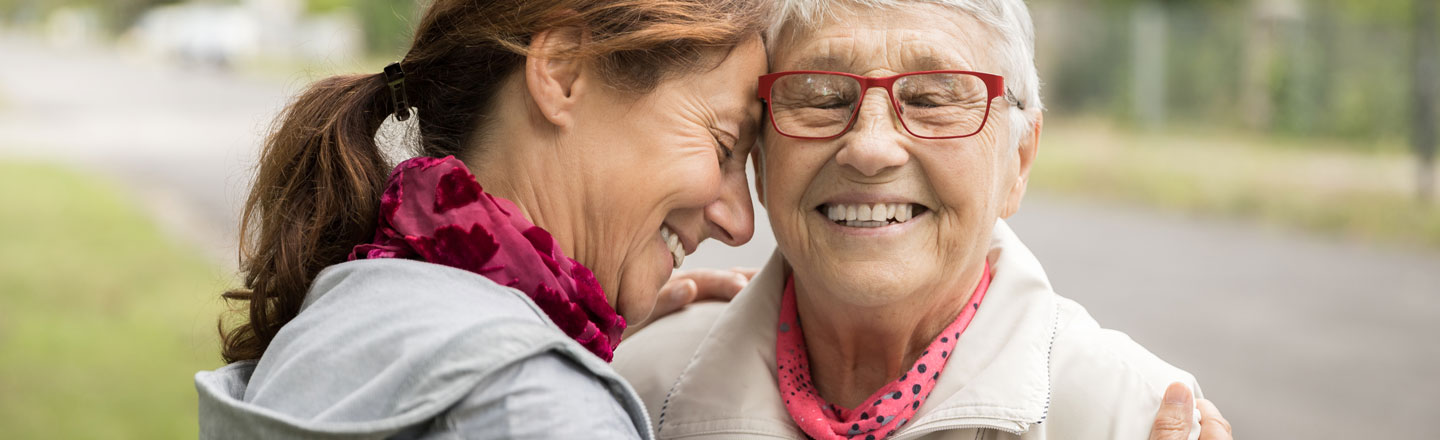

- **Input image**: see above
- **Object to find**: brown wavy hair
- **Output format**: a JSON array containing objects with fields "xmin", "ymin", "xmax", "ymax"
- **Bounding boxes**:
[{"xmin": 220, "ymin": 0, "xmax": 771, "ymax": 363}]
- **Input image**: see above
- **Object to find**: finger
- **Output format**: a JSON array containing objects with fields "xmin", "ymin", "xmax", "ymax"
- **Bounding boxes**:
[
  {"xmin": 671, "ymin": 278, "xmax": 698, "ymax": 305},
  {"xmin": 682, "ymin": 269, "xmax": 750, "ymax": 301},
  {"xmin": 1148, "ymin": 382, "xmax": 1195, "ymax": 440},
  {"xmin": 729, "ymin": 266, "xmax": 760, "ymax": 280},
  {"xmin": 1196, "ymin": 399, "xmax": 1233, "ymax": 440},
  {"xmin": 664, "ymin": 278, "xmax": 699, "ymax": 311},
  {"xmin": 647, "ymin": 278, "xmax": 697, "ymax": 321}
]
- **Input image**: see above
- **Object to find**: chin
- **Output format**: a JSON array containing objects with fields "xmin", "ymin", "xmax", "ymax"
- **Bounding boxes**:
[
  {"xmin": 808, "ymin": 258, "xmax": 923, "ymax": 307},
  {"xmin": 615, "ymin": 290, "xmax": 658, "ymax": 324},
  {"xmin": 614, "ymin": 270, "xmax": 665, "ymax": 323}
]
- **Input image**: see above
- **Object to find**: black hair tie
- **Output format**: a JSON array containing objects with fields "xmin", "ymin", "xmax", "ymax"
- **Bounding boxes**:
[{"xmin": 383, "ymin": 62, "xmax": 411, "ymax": 121}]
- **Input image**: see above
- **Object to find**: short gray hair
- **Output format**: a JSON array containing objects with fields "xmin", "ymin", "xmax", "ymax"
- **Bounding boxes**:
[{"xmin": 765, "ymin": 0, "xmax": 1043, "ymax": 144}]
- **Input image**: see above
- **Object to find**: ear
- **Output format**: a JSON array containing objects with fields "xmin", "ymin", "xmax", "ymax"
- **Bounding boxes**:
[
  {"xmin": 1000, "ymin": 112, "xmax": 1041, "ymax": 219},
  {"xmin": 524, "ymin": 27, "xmax": 587, "ymax": 128}
]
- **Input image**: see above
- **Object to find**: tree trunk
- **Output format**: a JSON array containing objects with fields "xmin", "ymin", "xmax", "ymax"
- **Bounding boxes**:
[
  {"xmin": 1131, "ymin": 1, "xmax": 1167, "ymax": 129},
  {"xmin": 1242, "ymin": 0, "xmax": 1276, "ymax": 130},
  {"xmin": 1415, "ymin": 0, "xmax": 1438, "ymax": 203}
]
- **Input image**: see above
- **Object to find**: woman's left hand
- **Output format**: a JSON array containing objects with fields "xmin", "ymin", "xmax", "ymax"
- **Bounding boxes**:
[
  {"xmin": 1149, "ymin": 382, "xmax": 1233, "ymax": 440},
  {"xmin": 624, "ymin": 268, "xmax": 757, "ymax": 337}
]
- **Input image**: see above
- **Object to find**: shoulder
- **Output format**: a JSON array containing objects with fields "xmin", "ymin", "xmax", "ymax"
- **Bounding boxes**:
[
  {"xmin": 264, "ymin": 258, "xmax": 565, "ymax": 379},
  {"xmin": 243, "ymin": 259, "xmax": 644, "ymax": 432},
  {"xmin": 612, "ymin": 301, "xmax": 729, "ymax": 427},
  {"xmin": 1039, "ymin": 296, "xmax": 1202, "ymax": 439},
  {"xmin": 443, "ymin": 351, "xmax": 646, "ymax": 439},
  {"xmin": 282, "ymin": 258, "xmax": 567, "ymax": 365},
  {"xmin": 305, "ymin": 258, "xmax": 546, "ymax": 320}
]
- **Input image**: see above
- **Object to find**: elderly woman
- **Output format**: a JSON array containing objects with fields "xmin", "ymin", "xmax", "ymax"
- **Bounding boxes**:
[{"xmin": 614, "ymin": 1, "xmax": 1223, "ymax": 439}]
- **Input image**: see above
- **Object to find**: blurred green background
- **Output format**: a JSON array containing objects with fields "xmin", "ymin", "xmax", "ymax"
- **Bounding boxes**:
[
  {"xmin": 0, "ymin": 0, "xmax": 1436, "ymax": 438},
  {"xmin": 0, "ymin": 162, "xmax": 228, "ymax": 438}
]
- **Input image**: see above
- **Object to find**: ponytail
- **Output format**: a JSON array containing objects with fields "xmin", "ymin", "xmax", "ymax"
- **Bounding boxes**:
[{"xmin": 220, "ymin": 74, "xmax": 393, "ymax": 363}]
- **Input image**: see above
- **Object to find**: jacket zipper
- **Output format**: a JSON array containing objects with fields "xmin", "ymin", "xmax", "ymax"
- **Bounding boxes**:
[
  {"xmin": 632, "ymin": 387, "xmax": 658, "ymax": 440},
  {"xmin": 886, "ymin": 419, "xmax": 1028, "ymax": 440},
  {"xmin": 652, "ymin": 421, "xmax": 1020, "ymax": 440}
]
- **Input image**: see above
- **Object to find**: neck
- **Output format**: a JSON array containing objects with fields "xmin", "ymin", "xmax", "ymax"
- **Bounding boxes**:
[
  {"xmin": 466, "ymin": 95, "xmax": 596, "ymax": 295},
  {"xmin": 792, "ymin": 262, "xmax": 985, "ymax": 408}
]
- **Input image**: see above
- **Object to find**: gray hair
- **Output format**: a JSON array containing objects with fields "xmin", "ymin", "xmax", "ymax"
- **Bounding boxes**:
[{"xmin": 765, "ymin": 0, "xmax": 1043, "ymax": 144}]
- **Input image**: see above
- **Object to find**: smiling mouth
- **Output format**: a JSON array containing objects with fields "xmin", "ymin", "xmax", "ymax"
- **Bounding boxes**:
[{"xmin": 817, "ymin": 202, "xmax": 930, "ymax": 228}]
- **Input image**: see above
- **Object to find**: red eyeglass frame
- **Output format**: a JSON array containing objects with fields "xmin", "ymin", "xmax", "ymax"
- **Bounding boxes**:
[{"xmin": 757, "ymin": 70, "xmax": 1006, "ymax": 140}]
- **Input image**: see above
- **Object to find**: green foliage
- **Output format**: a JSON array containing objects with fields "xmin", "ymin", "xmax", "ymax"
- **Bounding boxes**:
[
  {"xmin": 0, "ymin": 0, "xmax": 185, "ymax": 32},
  {"xmin": 1035, "ymin": 0, "xmax": 1437, "ymax": 145},
  {"xmin": 0, "ymin": 162, "xmax": 229, "ymax": 439},
  {"xmin": 1032, "ymin": 120, "xmax": 1440, "ymax": 247},
  {"xmin": 353, "ymin": 0, "xmax": 418, "ymax": 56},
  {"xmin": 305, "ymin": 0, "xmax": 350, "ymax": 14}
]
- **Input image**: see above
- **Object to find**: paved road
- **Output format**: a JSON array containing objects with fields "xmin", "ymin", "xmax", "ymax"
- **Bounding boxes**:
[{"xmin": 5, "ymin": 36, "xmax": 1437, "ymax": 439}]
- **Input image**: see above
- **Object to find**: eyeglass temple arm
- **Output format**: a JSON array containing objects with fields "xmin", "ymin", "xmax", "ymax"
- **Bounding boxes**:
[{"xmin": 1004, "ymin": 87, "xmax": 1025, "ymax": 110}]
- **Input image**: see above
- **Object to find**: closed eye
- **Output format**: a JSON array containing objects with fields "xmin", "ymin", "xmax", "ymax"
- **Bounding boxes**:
[{"xmin": 713, "ymin": 133, "xmax": 734, "ymax": 161}]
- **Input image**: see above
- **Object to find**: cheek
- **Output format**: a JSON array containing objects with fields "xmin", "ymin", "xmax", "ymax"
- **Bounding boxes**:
[
  {"xmin": 930, "ymin": 135, "xmax": 1004, "ymax": 201},
  {"xmin": 762, "ymin": 143, "xmax": 822, "ymax": 209},
  {"xmin": 762, "ymin": 144, "xmax": 834, "ymax": 255},
  {"xmin": 612, "ymin": 131, "xmax": 723, "ymax": 210},
  {"xmin": 918, "ymin": 145, "xmax": 1004, "ymax": 251},
  {"xmin": 648, "ymin": 155, "xmax": 723, "ymax": 214}
]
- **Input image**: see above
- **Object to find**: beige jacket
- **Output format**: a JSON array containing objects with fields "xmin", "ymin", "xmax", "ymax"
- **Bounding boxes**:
[{"xmin": 614, "ymin": 220, "xmax": 1202, "ymax": 440}]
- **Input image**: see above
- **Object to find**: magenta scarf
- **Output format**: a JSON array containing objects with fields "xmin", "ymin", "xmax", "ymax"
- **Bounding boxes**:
[
  {"xmin": 349, "ymin": 156, "xmax": 626, "ymax": 361},
  {"xmin": 777, "ymin": 263, "xmax": 990, "ymax": 440}
]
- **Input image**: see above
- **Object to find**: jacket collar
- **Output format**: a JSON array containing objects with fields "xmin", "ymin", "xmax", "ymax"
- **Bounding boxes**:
[{"xmin": 656, "ymin": 220, "xmax": 1058, "ymax": 438}]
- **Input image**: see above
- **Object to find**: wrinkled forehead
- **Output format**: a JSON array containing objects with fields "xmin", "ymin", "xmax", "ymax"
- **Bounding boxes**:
[{"xmin": 768, "ymin": 2, "xmax": 1001, "ymax": 75}]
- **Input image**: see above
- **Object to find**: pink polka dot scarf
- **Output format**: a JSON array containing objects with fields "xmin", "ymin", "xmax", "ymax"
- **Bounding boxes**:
[
  {"xmin": 350, "ymin": 156, "xmax": 626, "ymax": 361},
  {"xmin": 776, "ymin": 263, "xmax": 990, "ymax": 440}
]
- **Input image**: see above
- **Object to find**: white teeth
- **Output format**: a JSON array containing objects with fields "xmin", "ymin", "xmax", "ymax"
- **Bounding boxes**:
[
  {"xmin": 660, "ymin": 226, "xmax": 685, "ymax": 268},
  {"xmin": 822, "ymin": 202, "xmax": 922, "ymax": 226}
]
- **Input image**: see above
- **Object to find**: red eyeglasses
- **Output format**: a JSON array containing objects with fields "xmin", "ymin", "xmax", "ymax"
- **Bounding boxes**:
[{"xmin": 757, "ymin": 70, "xmax": 1008, "ymax": 140}]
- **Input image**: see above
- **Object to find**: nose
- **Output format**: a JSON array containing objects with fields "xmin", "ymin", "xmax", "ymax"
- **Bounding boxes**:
[
  {"xmin": 834, "ymin": 88, "xmax": 910, "ymax": 176},
  {"xmin": 701, "ymin": 166, "xmax": 756, "ymax": 247}
]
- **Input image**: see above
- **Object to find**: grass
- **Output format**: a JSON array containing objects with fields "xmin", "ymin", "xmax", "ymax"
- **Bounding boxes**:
[
  {"xmin": 0, "ymin": 161, "xmax": 231, "ymax": 439},
  {"xmin": 1033, "ymin": 118, "xmax": 1440, "ymax": 248},
  {"xmin": 237, "ymin": 52, "xmax": 396, "ymax": 84}
]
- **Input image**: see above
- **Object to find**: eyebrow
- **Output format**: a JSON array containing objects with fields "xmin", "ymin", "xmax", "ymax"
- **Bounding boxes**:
[
  {"xmin": 792, "ymin": 56, "xmax": 853, "ymax": 72},
  {"xmin": 907, "ymin": 54, "xmax": 962, "ymax": 72}
]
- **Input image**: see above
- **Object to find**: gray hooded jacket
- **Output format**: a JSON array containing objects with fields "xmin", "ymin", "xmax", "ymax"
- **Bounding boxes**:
[{"xmin": 195, "ymin": 258, "xmax": 651, "ymax": 439}]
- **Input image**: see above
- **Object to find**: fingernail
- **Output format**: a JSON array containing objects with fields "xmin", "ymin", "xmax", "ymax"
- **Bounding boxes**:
[
  {"xmin": 1163, "ymin": 383, "xmax": 1189, "ymax": 405},
  {"xmin": 671, "ymin": 282, "xmax": 693, "ymax": 301}
]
